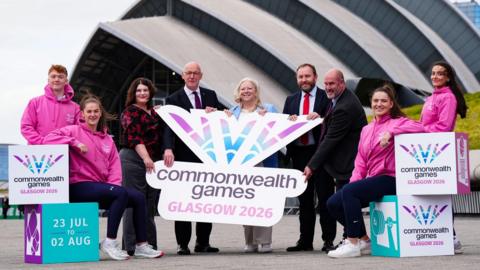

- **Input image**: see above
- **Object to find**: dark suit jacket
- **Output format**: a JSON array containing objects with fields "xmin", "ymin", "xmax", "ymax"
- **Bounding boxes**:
[
  {"xmin": 283, "ymin": 87, "xmax": 330, "ymax": 159},
  {"xmin": 163, "ymin": 87, "xmax": 225, "ymax": 162},
  {"xmin": 307, "ymin": 89, "xmax": 367, "ymax": 180}
]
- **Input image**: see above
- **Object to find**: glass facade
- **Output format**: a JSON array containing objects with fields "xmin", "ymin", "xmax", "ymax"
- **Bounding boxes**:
[{"xmin": 454, "ymin": 1, "xmax": 480, "ymax": 28}]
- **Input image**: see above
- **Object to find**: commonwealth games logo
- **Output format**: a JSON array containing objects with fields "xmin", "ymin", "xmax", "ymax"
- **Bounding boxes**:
[
  {"xmin": 402, "ymin": 204, "xmax": 448, "ymax": 225},
  {"xmin": 399, "ymin": 143, "xmax": 450, "ymax": 164},
  {"xmin": 13, "ymin": 154, "xmax": 64, "ymax": 174},
  {"xmin": 161, "ymin": 105, "xmax": 315, "ymax": 167}
]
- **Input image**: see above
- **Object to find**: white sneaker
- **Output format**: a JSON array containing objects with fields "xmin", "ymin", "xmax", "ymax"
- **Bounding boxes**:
[
  {"xmin": 257, "ymin": 244, "xmax": 272, "ymax": 253},
  {"xmin": 360, "ymin": 239, "xmax": 371, "ymax": 255},
  {"xmin": 100, "ymin": 239, "xmax": 129, "ymax": 261},
  {"xmin": 135, "ymin": 243, "xmax": 164, "ymax": 258},
  {"xmin": 327, "ymin": 239, "xmax": 361, "ymax": 258},
  {"xmin": 244, "ymin": 244, "xmax": 257, "ymax": 253},
  {"xmin": 454, "ymin": 237, "xmax": 464, "ymax": 254}
]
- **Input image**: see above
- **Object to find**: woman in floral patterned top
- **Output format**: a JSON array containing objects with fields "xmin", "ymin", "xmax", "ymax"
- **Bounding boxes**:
[{"xmin": 119, "ymin": 77, "xmax": 166, "ymax": 255}]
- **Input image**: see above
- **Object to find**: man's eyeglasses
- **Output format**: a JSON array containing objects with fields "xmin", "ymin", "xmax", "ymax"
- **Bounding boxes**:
[{"xmin": 184, "ymin": 71, "xmax": 201, "ymax": 77}]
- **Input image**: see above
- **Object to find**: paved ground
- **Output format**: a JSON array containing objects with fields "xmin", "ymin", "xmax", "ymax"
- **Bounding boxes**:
[{"xmin": 0, "ymin": 215, "xmax": 479, "ymax": 270}]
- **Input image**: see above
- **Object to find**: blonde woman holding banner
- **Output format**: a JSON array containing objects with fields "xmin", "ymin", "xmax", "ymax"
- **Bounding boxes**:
[{"xmin": 226, "ymin": 78, "xmax": 278, "ymax": 253}]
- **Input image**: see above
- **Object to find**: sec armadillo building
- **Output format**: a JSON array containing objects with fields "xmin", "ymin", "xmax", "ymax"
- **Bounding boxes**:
[{"xmin": 70, "ymin": 0, "xmax": 480, "ymax": 137}]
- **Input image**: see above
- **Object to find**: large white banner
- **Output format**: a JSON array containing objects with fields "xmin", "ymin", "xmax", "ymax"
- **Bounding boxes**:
[
  {"xmin": 148, "ymin": 105, "xmax": 322, "ymax": 226},
  {"xmin": 147, "ymin": 161, "xmax": 305, "ymax": 226},
  {"xmin": 9, "ymin": 145, "xmax": 69, "ymax": 204}
]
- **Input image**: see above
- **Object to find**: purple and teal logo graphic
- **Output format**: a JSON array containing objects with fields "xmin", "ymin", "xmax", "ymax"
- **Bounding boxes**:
[
  {"xmin": 241, "ymin": 120, "xmax": 307, "ymax": 164},
  {"xmin": 171, "ymin": 112, "xmax": 308, "ymax": 165},
  {"xmin": 399, "ymin": 143, "xmax": 450, "ymax": 164},
  {"xmin": 402, "ymin": 204, "xmax": 448, "ymax": 225},
  {"xmin": 170, "ymin": 113, "xmax": 216, "ymax": 162},
  {"xmin": 14, "ymin": 154, "xmax": 64, "ymax": 174}
]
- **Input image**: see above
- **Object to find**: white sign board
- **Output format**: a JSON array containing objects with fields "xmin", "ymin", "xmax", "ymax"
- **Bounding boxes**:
[
  {"xmin": 147, "ymin": 161, "xmax": 305, "ymax": 226},
  {"xmin": 9, "ymin": 145, "xmax": 69, "ymax": 204},
  {"xmin": 150, "ymin": 105, "xmax": 318, "ymax": 226},
  {"xmin": 395, "ymin": 132, "xmax": 470, "ymax": 195}
]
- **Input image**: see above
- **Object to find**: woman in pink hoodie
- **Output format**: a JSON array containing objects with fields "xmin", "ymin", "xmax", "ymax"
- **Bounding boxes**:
[
  {"xmin": 43, "ymin": 95, "xmax": 163, "ymax": 261},
  {"xmin": 421, "ymin": 61, "xmax": 467, "ymax": 132},
  {"xmin": 326, "ymin": 85, "xmax": 424, "ymax": 258},
  {"xmin": 421, "ymin": 61, "xmax": 468, "ymax": 254}
]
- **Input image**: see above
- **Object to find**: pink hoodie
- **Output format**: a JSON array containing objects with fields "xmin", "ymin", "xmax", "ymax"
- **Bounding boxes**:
[
  {"xmin": 420, "ymin": 86, "xmax": 457, "ymax": 132},
  {"xmin": 21, "ymin": 84, "xmax": 80, "ymax": 145},
  {"xmin": 43, "ymin": 123, "xmax": 122, "ymax": 186},
  {"xmin": 350, "ymin": 115, "xmax": 424, "ymax": 182}
]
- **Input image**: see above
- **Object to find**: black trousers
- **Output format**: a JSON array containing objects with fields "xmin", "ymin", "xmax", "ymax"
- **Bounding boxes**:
[
  {"xmin": 120, "ymin": 149, "xmax": 159, "ymax": 251},
  {"xmin": 290, "ymin": 145, "xmax": 347, "ymax": 245},
  {"xmin": 175, "ymin": 221, "xmax": 212, "ymax": 247}
]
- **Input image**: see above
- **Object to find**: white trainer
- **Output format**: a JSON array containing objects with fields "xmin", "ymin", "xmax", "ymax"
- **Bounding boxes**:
[
  {"xmin": 100, "ymin": 239, "xmax": 129, "ymax": 261},
  {"xmin": 244, "ymin": 244, "xmax": 257, "ymax": 253},
  {"xmin": 360, "ymin": 239, "xmax": 371, "ymax": 255},
  {"xmin": 327, "ymin": 239, "xmax": 361, "ymax": 258},
  {"xmin": 135, "ymin": 243, "xmax": 164, "ymax": 258},
  {"xmin": 454, "ymin": 237, "xmax": 464, "ymax": 254},
  {"xmin": 257, "ymin": 244, "xmax": 272, "ymax": 253}
]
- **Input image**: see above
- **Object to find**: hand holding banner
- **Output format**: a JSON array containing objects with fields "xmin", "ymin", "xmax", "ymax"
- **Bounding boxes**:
[{"xmin": 149, "ymin": 105, "xmax": 323, "ymax": 226}]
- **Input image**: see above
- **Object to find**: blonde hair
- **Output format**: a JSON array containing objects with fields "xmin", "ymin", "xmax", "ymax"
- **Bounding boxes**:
[{"xmin": 233, "ymin": 77, "xmax": 262, "ymax": 107}]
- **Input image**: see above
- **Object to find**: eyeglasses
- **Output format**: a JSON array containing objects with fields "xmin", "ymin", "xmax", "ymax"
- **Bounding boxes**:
[{"xmin": 183, "ymin": 71, "xmax": 201, "ymax": 77}]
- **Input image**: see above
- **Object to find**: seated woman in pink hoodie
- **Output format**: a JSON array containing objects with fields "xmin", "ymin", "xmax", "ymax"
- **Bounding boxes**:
[
  {"xmin": 43, "ymin": 94, "xmax": 163, "ymax": 261},
  {"xmin": 326, "ymin": 85, "xmax": 424, "ymax": 258}
]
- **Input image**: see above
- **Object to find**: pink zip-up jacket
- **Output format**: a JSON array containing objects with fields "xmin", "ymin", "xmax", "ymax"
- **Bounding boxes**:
[
  {"xmin": 21, "ymin": 84, "xmax": 80, "ymax": 145},
  {"xmin": 43, "ymin": 123, "xmax": 122, "ymax": 186},
  {"xmin": 420, "ymin": 86, "xmax": 457, "ymax": 132},
  {"xmin": 350, "ymin": 115, "xmax": 425, "ymax": 182}
]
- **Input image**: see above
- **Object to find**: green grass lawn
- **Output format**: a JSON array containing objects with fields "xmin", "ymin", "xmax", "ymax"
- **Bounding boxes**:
[{"xmin": 369, "ymin": 92, "xmax": 480, "ymax": 149}]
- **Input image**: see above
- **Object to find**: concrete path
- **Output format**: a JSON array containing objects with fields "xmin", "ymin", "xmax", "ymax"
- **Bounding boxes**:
[{"xmin": 0, "ymin": 215, "xmax": 479, "ymax": 269}]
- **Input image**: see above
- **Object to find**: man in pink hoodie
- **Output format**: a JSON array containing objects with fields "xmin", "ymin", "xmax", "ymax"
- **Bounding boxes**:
[{"xmin": 21, "ymin": 65, "xmax": 80, "ymax": 144}]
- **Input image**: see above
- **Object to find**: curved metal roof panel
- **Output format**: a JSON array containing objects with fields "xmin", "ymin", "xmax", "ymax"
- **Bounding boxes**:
[
  {"xmin": 100, "ymin": 16, "xmax": 289, "ymax": 110},
  {"xmin": 301, "ymin": 0, "xmax": 431, "ymax": 90},
  {"xmin": 388, "ymin": 0, "xmax": 480, "ymax": 92},
  {"xmin": 182, "ymin": 0, "xmax": 355, "ymax": 84}
]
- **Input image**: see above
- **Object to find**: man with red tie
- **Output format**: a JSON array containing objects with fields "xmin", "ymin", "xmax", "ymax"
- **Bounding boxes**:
[{"xmin": 283, "ymin": 63, "xmax": 334, "ymax": 252}]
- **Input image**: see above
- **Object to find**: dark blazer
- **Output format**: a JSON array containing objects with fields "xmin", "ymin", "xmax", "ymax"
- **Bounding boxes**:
[
  {"xmin": 282, "ymin": 87, "xmax": 330, "ymax": 158},
  {"xmin": 163, "ymin": 87, "xmax": 224, "ymax": 162},
  {"xmin": 307, "ymin": 88, "xmax": 367, "ymax": 180}
]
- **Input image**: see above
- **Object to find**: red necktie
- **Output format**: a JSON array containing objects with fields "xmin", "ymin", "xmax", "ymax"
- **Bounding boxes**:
[{"xmin": 300, "ymin": 92, "xmax": 310, "ymax": 145}]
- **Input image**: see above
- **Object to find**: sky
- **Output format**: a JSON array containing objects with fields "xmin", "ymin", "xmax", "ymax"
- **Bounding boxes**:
[{"xmin": 0, "ymin": 0, "xmax": 137, "ymax": 145}]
